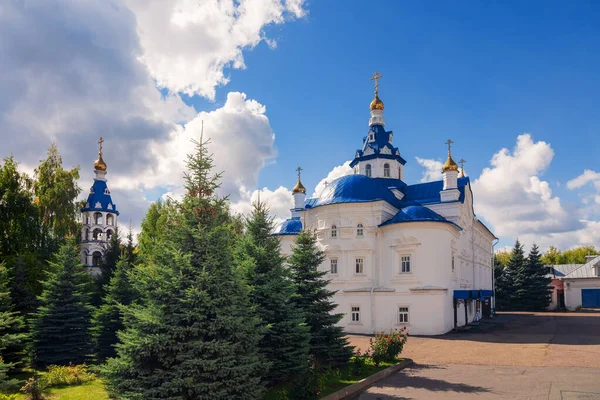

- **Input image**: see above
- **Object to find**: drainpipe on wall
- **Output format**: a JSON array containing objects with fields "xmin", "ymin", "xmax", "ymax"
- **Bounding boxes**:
[
  {"xmin": 370, "ymin": 226, "xmax": 380, "ymax": 334},
  {"xmin": 491, "ymin": 238, "xmax": 499, "ymax": 315}
]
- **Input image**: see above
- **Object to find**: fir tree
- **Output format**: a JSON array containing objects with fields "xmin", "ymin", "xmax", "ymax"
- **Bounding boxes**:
[
  {"xmin": 288, "ymin": 231, "xmax": 353, "ymax": 370},
  {"xmin": 0, "ymin": 264, "xmax": 26, "ymax": 391},
  {"xmin": 237, "ymin": 201, "xmax": 310, "ymax": 386},
  {"xmin": 96, "ymin": 229, "xmax": 122, "ymax": 292},
  {"xmin": 10, "ymin": 255, "xmax": 41, "ymax": 316},
  {"xmin": 103, "ymin": 138, "xmax": 264, "ymax": 399},
  {"xmin": 29, "ymin": 240, "xmax": 93, "ymax": 368},
  {"xmin": 496, "ymin": 240, "xmax": 525, "ymax": 311},
  {"xmin": 516, "ymin": 244, "xmax": 551, "ymax": 311},
  {"xmin": 92, "ymin": 255, "xmax": 138, "ymax": 363}
]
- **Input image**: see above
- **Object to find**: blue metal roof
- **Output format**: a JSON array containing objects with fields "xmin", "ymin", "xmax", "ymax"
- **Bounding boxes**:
[
  {"xmin": 380, "ymin": 205, "xmax": 460, "ymax": 230},
  {"xmin": 402, "ymin": 177, "xmax": 469, "ymax": 205},
  {"xmin": 81, "ymin": 179, "xmax": 119, "ymax": 215},
  {"xmin": 307, "ymin": 174, "xmax": 403, "ymax": 209},
  {"xmin": 350, "ymin": 124, "xmax": 407, "ymax": 167},
  {"xmin": 273, "ymin": 217, "xmax": 302, "ymax": 236}
]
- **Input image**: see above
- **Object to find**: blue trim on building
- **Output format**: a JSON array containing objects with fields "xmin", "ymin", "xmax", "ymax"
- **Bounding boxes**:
[{"xmin": 80, "ymin": 179, "xmax": 119, "ymax": 215}]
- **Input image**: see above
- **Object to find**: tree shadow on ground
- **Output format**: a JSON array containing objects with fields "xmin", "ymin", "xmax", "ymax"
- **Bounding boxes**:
[{"xmin": 357, "ymin": 363, "xmax": 492, "ymax": 399}]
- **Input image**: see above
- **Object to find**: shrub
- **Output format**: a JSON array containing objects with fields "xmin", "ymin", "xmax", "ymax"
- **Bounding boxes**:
[
  {"xmin": 43, "ymin": 363, "xmax": 95, "ymax": 387},
  {"xmin": 369, "ymin": 328, "xmax": 409, "ymax": 366},
  {"xmin": 20, "ymin": 377, "xmax": 45, "ymax": 400},
  {"xmin": 0, "ymin": 394, "xmax": 18, "ymax": 400},
  {"xmin": 293, "ymin": 367, "xmax": 340, "ymax": 400},
  {"xmin": 351, "ymin": 349, "xmax": 369, "ymax": 376}
]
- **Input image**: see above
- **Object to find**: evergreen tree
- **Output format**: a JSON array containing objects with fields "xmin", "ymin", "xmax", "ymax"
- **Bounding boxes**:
[
  {"xmin": 103, "ymin": 138, "xmax": 264, "ymax": 399},
  {"xmin": 496, "ymin": 240, "xmax": 525, "ymax": 311},
  {"xmin": 92, "ymin": 255, "xmax": 138, "ymax": 363},
  {"xmin": 237, "ymin": 201, "xmax": 310, "ymax": 386},
  {"xmin": 288, "ymin": 231, "xmax": 353, "ymax": 370},
  {"xmin": 516, "ymin": 244, "xmax": 551, "ymax": 311},
  {"xmin": 0, "ymin": 264, "xmax": 26, "ymax": 391},
  {"xmin": 29, "ymin": 240, "xmax": 93, "ymax": 368},
  {"xmin": 98, "ymin": 228, "xmax": 121, "ymax": 288},
  {"xmin": 10, "ymin": 255, "xmax": 39, "ymax": 316}
]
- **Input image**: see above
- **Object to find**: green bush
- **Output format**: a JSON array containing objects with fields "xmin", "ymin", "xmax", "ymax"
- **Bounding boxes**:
[
  {"xmin": 43, "ymin": 363, "xmax": 95, "ymax": 387},
  {"xmin": 351, "ymin": 349, "xmax": 369, "ymax": 376},
  {"xmin": 20, "ymin": 377, "xmax": 45, "ymax": 400},
  {"xmin": 0, "ymin": 394, "xmax": 18, "ymax": 400},
  {"xmin": 369, "ymin": 328, "xmax": 409, "ymax": 366}
]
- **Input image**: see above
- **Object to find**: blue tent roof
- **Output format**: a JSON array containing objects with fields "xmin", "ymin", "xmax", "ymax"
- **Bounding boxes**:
[
  {"xmin": 81, "ymin": 179, "xmax": 119, "ymax": 215},
  {"xmin": 273, "ymin": 217, "xmax": 302, "ymax": 236},
  {"xmin": 349, "ymin": 124, "xmax": 407, "ymax": 167},
  {"xmin": 307, "ymin": 174, "xmax": 403, "ymax": 209}
]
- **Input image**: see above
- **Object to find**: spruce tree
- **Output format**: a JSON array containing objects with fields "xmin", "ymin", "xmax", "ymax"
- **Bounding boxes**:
[
  {"xmin": 0, "ymin": 264, "xmax": 25, "ymax": 391},
  {"xmin": 103, "ymin": 138, "xmax": 264, "ymax": 399},
  {"xmin": 517, "ymin": 244, "xmax": 551, "ymax": 311},
  {"xmin": 92, "ymin": 255, "xmax": 137, "ymax": 363},
  {"xmin": 95, "ymin": 229, "xmax": 122, "ymax": 294},
  {"xmin": 288, "ymin": 231, "xmax": 353, "ymax": 369},
  {"xmin": 29, "ymin": 240, "xmax": 93, "ymax": 367},
  {"xmin": 237, "ymin": 201, "xmax": 310, "ymax": 386},
  {"xmin": 10, "ymin": 255, "xmax": 41, "ymax": 316},
  {"xmin": 497, "ymin": 240, "xmax": 525, "ymax": 311}
]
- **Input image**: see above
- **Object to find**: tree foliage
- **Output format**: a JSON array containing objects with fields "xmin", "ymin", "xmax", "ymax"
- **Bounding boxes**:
[
  {"xmin": 103, "ymin": 138, "xmax": 264, "ymax": 399},
  {"xmin": 288, "ymin": 231, "xmax": 353, "ymax": 370},
  {"xmin": 515, "ymin": 244, "xmax": 551, "ymax": 311},
  {"xmin": 237, "ymin": 201, "xmax": 310, "ymax": 386},
  {"xmin": 29, "ymin": 240, "xmax": 93, "ymax": 368},
  {"xmin": 541, "ymin": 245, "xmax": 599, "ymax": 265},
  {"xmin": 0, "ymin": 264, "xmax": 26, "ymax": 391}
]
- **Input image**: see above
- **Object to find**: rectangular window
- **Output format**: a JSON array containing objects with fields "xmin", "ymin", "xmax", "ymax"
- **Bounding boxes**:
[
  {"xmin": 330, "ymin": 259, "xmax": 338, "ymax": 274},
  {"xmin": 351, "ymin": 306, "xmax": 360, "ymax": 322},
  {"xmin": 355, "ymin": 258, "xmax": 364, "ymax": 274},
  {"xmin": 401, "ymin": 255, "xmax": 411, "ymax": 273},
  {"xmin": 398, "ymin": 307, "xmax": 409, "ymax": 324},
  {"xmin": 451, "ymin": 256, "xmax": 455, "ymax": 272}
]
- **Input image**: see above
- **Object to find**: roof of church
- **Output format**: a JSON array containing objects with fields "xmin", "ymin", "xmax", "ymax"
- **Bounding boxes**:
[
  {"xmin": 81, "ymin": 179, "xmax": 119, "ymax": 215},
  {"xmin": 402, "ymin": 177, "xmax": 469, "ymax": 205},
  {"xmin": 273, "ymin": 217, "xmax": 303, "ymax": 236},
  {"xmin": 350, "ymin": 124, "xmax": 407, "ymax": 167},
  {"xmin": 380, "ymin": 205, "xmax": 460, "ymax": 229}
]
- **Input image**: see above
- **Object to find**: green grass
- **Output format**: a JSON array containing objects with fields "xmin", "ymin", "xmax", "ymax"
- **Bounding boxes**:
[
  {"xmin": 263, "ymin": 358, "xmax": 399, "ymax": 399},
  {"xmin": 1, "ymin": 371, "xmax": 109, "ymax": 400}
]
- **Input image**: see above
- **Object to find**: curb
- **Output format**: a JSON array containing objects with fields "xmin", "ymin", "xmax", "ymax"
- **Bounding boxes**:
[{"xmin": 320, "ymin": 358, "xmax": 413, "ymax": 400}]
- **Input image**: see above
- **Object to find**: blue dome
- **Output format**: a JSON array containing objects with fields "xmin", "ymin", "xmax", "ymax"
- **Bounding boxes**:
[
  {"xmin": 381, "ymin": 205, "xmax": 458, "ymax": 228},
  {"xmin": 273, "ymin": 217, "xmax": 302, "ymax": 236},
  {"xmin": 81, "ymin": 179, "xmax": 119, "ymax": 215},
  {"xmin": 311, "ymin": 174, "xmax": 402, "ymax": 208}
]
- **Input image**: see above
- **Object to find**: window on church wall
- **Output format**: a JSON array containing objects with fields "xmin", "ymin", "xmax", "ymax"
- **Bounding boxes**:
[
  {"xmin": 94, "ymin": 212, "xmax": 103, "ymax": 225},
  {"xmin": 92, "ymin": 251, "xmax": 102, "ymax": 266},
  {"xmin": 398, "ymin": 166, "xmax": 402, "ymax": 179},
  {"xmin": 331, "ymin": 224, "xmax": 337, "ymax": 238},
  {"xmin": 106, "ymin": 214, "xmax": 114, "ymax": 226},
  {"xmin": 93, "ymin": 228, "xmax": 103, "ymax": 241},
  {"xmin": 400, "ymin": 255, "xmax": 411, "ymax": 273},
  {"xmin": 351, "ymin": 306, "xmax": 361, "ymax": 323},
  {"xmin": 452, "ymin": 255, "xmax": 455, "ymax": 272},
  {"xmin": 330, "ymin": 259, "xmax": 338, "ymax": 274},
  {"xmin": 357, "ymin": 223, "xmax": 364, "ymax": 237},
  {"xmin": 365, "ymin": 164, "xmax": 372, "ymax": 177},
  {"xmin": 398, "ymin": 307, "xmax": 409, "ymax": 324},
  {"xmin": 383, "ymin": 163, "xmax": 390, "ymax": 177},
  {"xmin": 355, "ymin": 258, "xmax": 364, "ymax": 274}
]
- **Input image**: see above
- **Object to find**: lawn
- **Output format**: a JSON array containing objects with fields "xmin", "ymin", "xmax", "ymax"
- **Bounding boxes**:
[
  {"xmin": 264, "ymin": 358, "xmax": 398, "ymax": 399},
  {"xmin": 1, "ymin": 372, "xmax": 109, "ymax": 400}
]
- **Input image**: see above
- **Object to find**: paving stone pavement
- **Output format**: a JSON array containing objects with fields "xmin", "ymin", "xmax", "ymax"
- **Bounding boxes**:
[{"xmin": 347, "ymin": 312, "xmax": 600, "ymax": 399}]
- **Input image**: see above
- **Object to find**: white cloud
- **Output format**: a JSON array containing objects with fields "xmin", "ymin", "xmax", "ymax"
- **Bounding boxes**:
[
  {"xmin": 415, "ymin": 157, "xmax": 443, "ymax": 183},
  {"xmin": 312, "ymin": 161, "xmax": 353, "ymax": 198},
  {"xmin": 125, "ymin": 0, "xmax": 306, "ymax": 99},
  {"xmin": 567, "ymin": 169, "xmax": 600, "ymax": 191},
  {"xmin": 230, "ymin": 185, "xmax": 294, "ymax": 224}
]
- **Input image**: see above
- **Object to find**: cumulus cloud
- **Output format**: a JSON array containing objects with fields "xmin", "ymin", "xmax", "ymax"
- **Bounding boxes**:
[
  {"xmin": 230, "ymin": 186, "xmax": 294, "ymax": 224},
  {"xmin": 567, "ymin": 169, "xmax": 600, "ymax": 191},
  {"xmin": 415, "ymin": 157, "xmax": 443, "ymax": 183},
  {"xmin": 312, "ymin": 161, "xmax": 353, "ymax": 198},
  {"xmin": 125, "ymin": 0, "xmax": 306, "ymax": 99}
]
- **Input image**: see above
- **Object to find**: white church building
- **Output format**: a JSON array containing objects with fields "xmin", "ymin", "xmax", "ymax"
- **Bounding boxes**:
[
  {"xmin": 275, "ymin": 74, "xmax": 496, "ymax": 335},
  {"xmin": 80, "ymin": 138, "xmax": 119, "ymax": 276}
]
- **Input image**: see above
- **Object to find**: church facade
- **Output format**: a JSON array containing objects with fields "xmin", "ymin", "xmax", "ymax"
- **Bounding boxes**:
[
  {"xmin": 80, "ymin": 138, "xmax": 119, "ymax": 276},
  {"xmin": 275, "ymin": 74, "xmax": 496, "ymax": 335}
]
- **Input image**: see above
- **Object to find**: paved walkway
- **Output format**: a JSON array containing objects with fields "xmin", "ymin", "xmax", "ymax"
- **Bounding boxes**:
[{"xmin": 348, "ymin": 312, "xmax": 600, "ymax": 399}]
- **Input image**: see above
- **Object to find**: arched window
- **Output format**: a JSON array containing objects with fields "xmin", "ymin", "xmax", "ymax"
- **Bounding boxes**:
[
  {"xmin": 106, "ymin": 214, "xmax": 114, "ymax": 226},
  {"xmin": 92, "ymin": 251, "xmax": 103, "ymax": 266},
  {"xmin": 365, "ymin": 164, "xmax": 372, "ymax": 178},
  {"xmin": 93, "ymin": 228, "xmax": 103, "ymax": 241},
  {"xmin": 106, "ymin": 229, "xmax": 113, "ymax": 240},
  {"xmin": 331, "ymin": 224, "xmax": 337, "ymax": 238},
  {"xmin": 94, "ymin": 212, "xmax": 103, "ymax": 225},
  {"xmin": 383, "ymin": 163, "xmax": 390, "ymax": 177},
  {"xmin": 357, "ymin": 223, "xmax": 364, "ymax": 237}
]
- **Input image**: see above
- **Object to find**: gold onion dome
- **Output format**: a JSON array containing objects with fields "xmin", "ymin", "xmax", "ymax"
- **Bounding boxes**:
[
  {"xmin": 442, "ymin": 153, "xmax": 459, "ymax": 172},
  {"xmin": 292, "ymin": 178, "xmax": 306, "ymax": 194},
  {"xmin": 370, "ymin": 93, "xmax": 384, "ymax": 111},
  {"xmin": 94, "ymin": 152, "xmax": 107, "ymax": 171}
]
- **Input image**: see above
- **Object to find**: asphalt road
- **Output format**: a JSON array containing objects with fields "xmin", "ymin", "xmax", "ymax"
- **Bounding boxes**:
[{"xmin": 347, "ymin": 312, "xmax": 600, "ymax": 399}]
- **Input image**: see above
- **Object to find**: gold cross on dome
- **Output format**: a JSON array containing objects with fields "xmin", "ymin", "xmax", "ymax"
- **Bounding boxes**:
[
  {"xmin": 98, "ymin": 137, "xmax": 104, "ymax": 153},
  {"xmin": 296, "ymin": 166, "xmax": 303, "ymax": 178},
  {"xmin": 458, "ymin": 158, "xmax": 466, "ymax": 169},
  {"xmin": 370, "ymin": 71, "xmax": 383, "ymax": 93},
  {"xmin": 444, "ymin": 139, "xmax": 454, "ymax": 152}
]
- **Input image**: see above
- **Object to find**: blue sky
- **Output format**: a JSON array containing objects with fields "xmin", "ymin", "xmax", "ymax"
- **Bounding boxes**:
[{"xmin": 1, "ymin": 0, "xmax": 599, "ymax": 250}]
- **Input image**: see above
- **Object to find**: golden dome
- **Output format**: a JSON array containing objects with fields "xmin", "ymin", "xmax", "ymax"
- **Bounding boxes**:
[
  {"xmin": 442, "ymin": 153, "xmax": 459, "ymax": 172},
  {"xmin": 370, "ymin": 93, "xmax": 384, "ymax": 111},
  {"xmin": 292, "ymin": 178, "xmax": 306, "ymax": 194},
  {"xmin": 94, "ymin": 152, "xmax": 107, "ymax": 171}
]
